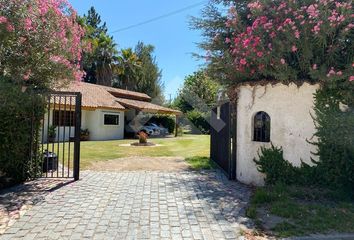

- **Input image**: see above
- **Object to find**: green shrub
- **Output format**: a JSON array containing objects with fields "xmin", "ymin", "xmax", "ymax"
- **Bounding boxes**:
[
  {"xmin": 254, "ymin": 144, "xmax": 323, "ymax": 186},
  {"xmin": 148, "ymin": 115, "xmax": 176, "ymax": 134},
  {"xmin": 312, "ymin": 88, "xmax": 354, "ymax": 191},
  {"xmin": 186, "ymin": 110, "xmax": 210, "ymax": 134},
  {"xmin": 254, "ymin": 144, "xmax": 300, "ymax": 185},
  {"xmin": 0, "ymin": 78, "xmax": 45, "ymax": 187}
]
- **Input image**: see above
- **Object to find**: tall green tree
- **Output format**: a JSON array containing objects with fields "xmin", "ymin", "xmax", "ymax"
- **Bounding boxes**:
[
  {"xmin": 114, "ymin": 48, "xmax": 141, "ymax": 90},
  {"xmin": 191, "ymin": 0, "xmax": 244, "ymax": 85},
  {"xmin": 174, "ymin": 70, "xmax": 219, "ymax": 113},
  {"xmin": 82, "ymin": 7, "xmax": 118, "ymax": 86},
  {"xmin": 114, "ymin": 42, "xmax": 164, "ymax": 102},
  {"xmin": 173, "ymin": 70, "xmax": 220, "ymax": 134},
  {"xmin": 134, "ymin": 42, "xmax": 164, "ymax": 103}
]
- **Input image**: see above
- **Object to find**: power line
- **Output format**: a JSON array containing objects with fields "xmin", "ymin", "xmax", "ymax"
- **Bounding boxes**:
[{"xmin": 110, "ymin": 1, "xmax": 207, "ymax": 34}]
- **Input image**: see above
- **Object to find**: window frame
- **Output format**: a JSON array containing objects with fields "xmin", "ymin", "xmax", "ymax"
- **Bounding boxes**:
[
  {"xmin": 52, "ymin": 110, "xmax": 75, "ymax": 127},
  {"xmin": 253, "ymin": 111, "xmax": 271, "ymax": 142},
  {"xmin": 103, "ymin": 113, "xmax": 120, "ymax": 126}
]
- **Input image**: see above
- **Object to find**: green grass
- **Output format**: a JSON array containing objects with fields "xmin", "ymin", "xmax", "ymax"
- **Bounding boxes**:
[
  {"xmin": 49, "ymin": 134, "xmax": 210, "ymax": 169},
  {"xmin": 247, "ymin": 184, "xmax": 354, "ymax": 237},
  {"xmin": 185, "ymin": 156, "xmax": 216, "ymax": 170}
]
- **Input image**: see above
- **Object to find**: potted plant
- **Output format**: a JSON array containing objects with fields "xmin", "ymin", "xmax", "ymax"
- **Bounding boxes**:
[
  {"xmin": 80, "ymin": 128, "xmax": 90, "ymax": 141},
  {"xmin": 48, "ymin": 125, "xmax": 56, "ymax": 143}
]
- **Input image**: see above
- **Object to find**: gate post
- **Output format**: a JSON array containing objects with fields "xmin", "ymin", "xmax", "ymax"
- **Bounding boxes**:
[
  {"xmin": 73, "ymin": 93, "xmax": 82, "ymax": 181},
  {"xmin": 229, "ymin": 102, "xmax": 237, "ymax": 180}
]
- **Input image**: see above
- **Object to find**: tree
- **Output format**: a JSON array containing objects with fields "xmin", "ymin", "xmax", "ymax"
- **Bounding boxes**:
[
  {"xmin": 193, "ymin": 0, "xmax": 354, "ymax": 86},
  {"xmin": 173, "ymin": 70, "xmax": 220, "ymax": 134},
  {"xmin": 191, "ymin": 0, "xmax": 246, "ymax": 85},
  {"xmin": 134, "ymin": 42, "xmax": 164, "ymax": 103},
  {"xmin": 114, "ymin": 42, "xmax": 164, "ymax": 102},
  {"xmin": 95, "ymin": 33, "xmax": 118, "ymax": 86},
  {"xmin": 84, "ymin": 7, "xmax": 108, "ymax": 38},
  {"xmin": 194, "ymin": 0, "xmax": 354, "ymax": 190},
  {"xmin": 0, "ymin": 0, "xmax": 85, "ymax": 184},
  {"xmin": 82, "ymin": 7, "xmax": 118, "ymax": 86},
  {"xmin": 0, "ymin": 0, "xmax": 85, "ymax": 88},
  {"xmin": 174, "ymin": 70, "xmax": 219, "ymax": 113},
  {"xmin": 114, "ymin": 48, "xmax": 141, "ymax": 90}
]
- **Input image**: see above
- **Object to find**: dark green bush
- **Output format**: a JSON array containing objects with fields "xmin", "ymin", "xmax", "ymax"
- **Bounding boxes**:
[
  {"xmin": 253, "ymin": 142, "xmax": 351, "ymax": 190},
  {"xmin": 148, "ymin": 114, "xmax": 176, "ymax": 134},
  {"xmin": 186, "ymin": 110, "xmax": 210, "ymax": 134},
  {"xmin": 254, "ymin": 144, "xmax": 300, "ymax": 185},
  {"xmin": 0, "ymin": 78, "xmax": 44, "ymax": 188},
  {"xmin": 311, "ymin": 87, "xmax": 354, "ymax": 191}
]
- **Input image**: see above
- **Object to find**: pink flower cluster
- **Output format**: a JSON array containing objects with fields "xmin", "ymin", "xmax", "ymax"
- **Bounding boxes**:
[
  {"xmin": 221, "ymin": 0, "xmax": 353, "ymax": 81},
  {"xmin": 0, "ymin": 15, "xmax": 15, "ymax": 32},
  {"xmin": 1, "ymin": 0, "xmax": 86, "ymax": 82}
]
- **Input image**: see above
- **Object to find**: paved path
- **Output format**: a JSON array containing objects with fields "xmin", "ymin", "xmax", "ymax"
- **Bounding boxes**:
[{"xmin": 0, "ymin": 170, "xmax": 252, "ymax": 240}]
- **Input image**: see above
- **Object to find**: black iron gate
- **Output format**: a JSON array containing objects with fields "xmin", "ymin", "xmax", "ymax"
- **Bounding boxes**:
[
  {"xmin": 210, "ymin": 102, "xmax": 236, "ymax": 180},
  {"xmin": 29, "ymin": 92, "xmax": 81, "ymax": 180}
]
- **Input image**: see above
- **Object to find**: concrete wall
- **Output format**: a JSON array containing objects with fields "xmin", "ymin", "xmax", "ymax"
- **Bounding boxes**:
[
  {"xmin": 236, "ymin": 83, "xmax": 319, "ymax": 186},
  {"xmin": 42, "ymin": 108, "xmax": 124, "ymax": 142}
]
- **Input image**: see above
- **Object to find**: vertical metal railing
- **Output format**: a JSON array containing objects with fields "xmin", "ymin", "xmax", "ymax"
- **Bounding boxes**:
[{"xmin": 29, "ymin": 91, "xmax": 81, "ymax": 180}]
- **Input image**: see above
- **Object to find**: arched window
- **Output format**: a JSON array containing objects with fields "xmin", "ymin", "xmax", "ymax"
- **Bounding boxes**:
[{"xmin": 253, "ymin": 111, "xmax": 270, "ymax": 142}]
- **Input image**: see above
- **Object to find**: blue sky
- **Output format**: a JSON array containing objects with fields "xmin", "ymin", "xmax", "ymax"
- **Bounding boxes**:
[{"xmin": 69, "ymin": 0, "xmax": 207, "ymax": 100}]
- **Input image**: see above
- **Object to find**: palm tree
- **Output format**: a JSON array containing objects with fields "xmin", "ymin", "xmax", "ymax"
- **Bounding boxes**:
[
  {"xmin": 94, "ymin": 33, "xmax": 118, "ymax": 86},
  {"xmin": 113, "ymin": 48, "xmax": 141, "ymax": 90}
]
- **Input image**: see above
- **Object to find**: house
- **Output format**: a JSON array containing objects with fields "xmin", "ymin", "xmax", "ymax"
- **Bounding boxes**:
[
  {"xmin": 42, "ymin": 82, "xmax": 180, "ymax": 142},
  {"xmin": 211, "ymin": 82, "xmax": 320, "ymax": 186}
]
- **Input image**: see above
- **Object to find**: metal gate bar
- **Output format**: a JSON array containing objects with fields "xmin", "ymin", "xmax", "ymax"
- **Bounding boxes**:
[{"xmin": 29, "ymin": 91, "xmax": 81, "ymax": 181}]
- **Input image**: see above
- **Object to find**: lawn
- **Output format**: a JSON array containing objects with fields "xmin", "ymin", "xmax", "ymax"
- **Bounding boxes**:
[
  {"xmin": 78, "ymin": 134, "xmax": 210, "ymax": 169},
  {"xmin": 246, "ymin": 184, "xmax": 354, "ymax": 238}
]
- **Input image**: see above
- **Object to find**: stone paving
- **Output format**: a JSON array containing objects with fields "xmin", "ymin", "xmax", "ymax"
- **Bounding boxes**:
[
  {"xmin": 0, "ymin": 179, "xmax": 73, "ymax": 235},
  {"xmin": 0, "ymin": 170, "xmax": 253, "ymax": 240}
]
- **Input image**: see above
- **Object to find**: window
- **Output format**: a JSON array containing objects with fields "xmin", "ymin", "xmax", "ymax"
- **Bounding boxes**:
[
  {"xmin": 53, "ymin": 110, "xmax": 75, "ymax": 127},
  {"xmin": 104, "ymin": 114, "xmax": 120, "ymax": 126},
  {"xmin": 253, "ymin": 111, "xmax": 270, "ymax": 142}
]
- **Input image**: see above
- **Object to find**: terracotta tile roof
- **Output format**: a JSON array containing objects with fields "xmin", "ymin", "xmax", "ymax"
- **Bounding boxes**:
[
  {"xmin": 99, "ymin": 85, "xmax": 151, "ymax": 102},
  {"xmin": 56, "ymin": 82, "xmax": 125, "ymax": 110},
  {"xmin": 116, "ymin": 98, "xmax": 182, "ymax": 115},
  {"xmin": 55, "ymin": 82, "xmax": 180, "ymax": 115}
]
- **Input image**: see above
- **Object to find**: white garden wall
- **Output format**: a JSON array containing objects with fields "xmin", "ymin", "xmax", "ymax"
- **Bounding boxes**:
[{"xmin": 236, "ymin": 83, "xmax": 320, "ymax": 186}]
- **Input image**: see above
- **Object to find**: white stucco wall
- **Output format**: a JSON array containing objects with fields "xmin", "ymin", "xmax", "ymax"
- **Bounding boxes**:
[
  {"xmin": 236, "ymin": 83, "xmax": 320, "ymax": 186},
  {"xmin": 42, "ymin": 108, "xmax": 124, "ymax": 142},
  {"xmin": 85, "ymin": 109, "xmax": 124, "ymax": 141}
]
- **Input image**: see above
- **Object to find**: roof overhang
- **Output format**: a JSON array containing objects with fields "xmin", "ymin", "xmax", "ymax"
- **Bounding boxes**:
[{"xmin": 116, "ymin": 98, "xmax": 182, "ymax": 116}]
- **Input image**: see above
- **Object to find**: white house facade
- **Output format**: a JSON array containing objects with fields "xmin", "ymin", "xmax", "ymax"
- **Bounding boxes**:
[
  {"xmin": 235, "ymin": 82, "xmax": 320, "ymax": 186},
  {"xmin": 41, "ymin": 82, "xmax": 180, "ymax": 142}
]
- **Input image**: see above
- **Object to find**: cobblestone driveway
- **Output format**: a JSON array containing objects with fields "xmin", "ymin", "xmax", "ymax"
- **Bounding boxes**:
[{"xmin": 0, "ymin": 170, "xmax": 252, "ymax": 240}]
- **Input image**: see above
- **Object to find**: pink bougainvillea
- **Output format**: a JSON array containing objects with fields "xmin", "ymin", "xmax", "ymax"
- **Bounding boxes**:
[
  {"xmin": 220, "ymin": 0, "xmax": 353, "ymax": 83},
  {"xmin": 0, "ymin": 0, "xmax": 87, "ymax": 88}
]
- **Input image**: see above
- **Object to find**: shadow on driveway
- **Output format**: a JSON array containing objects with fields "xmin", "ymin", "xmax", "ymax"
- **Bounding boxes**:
[{"xmin": 0, "ymin": 178, "xmax": 74, "ymax": 234}]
